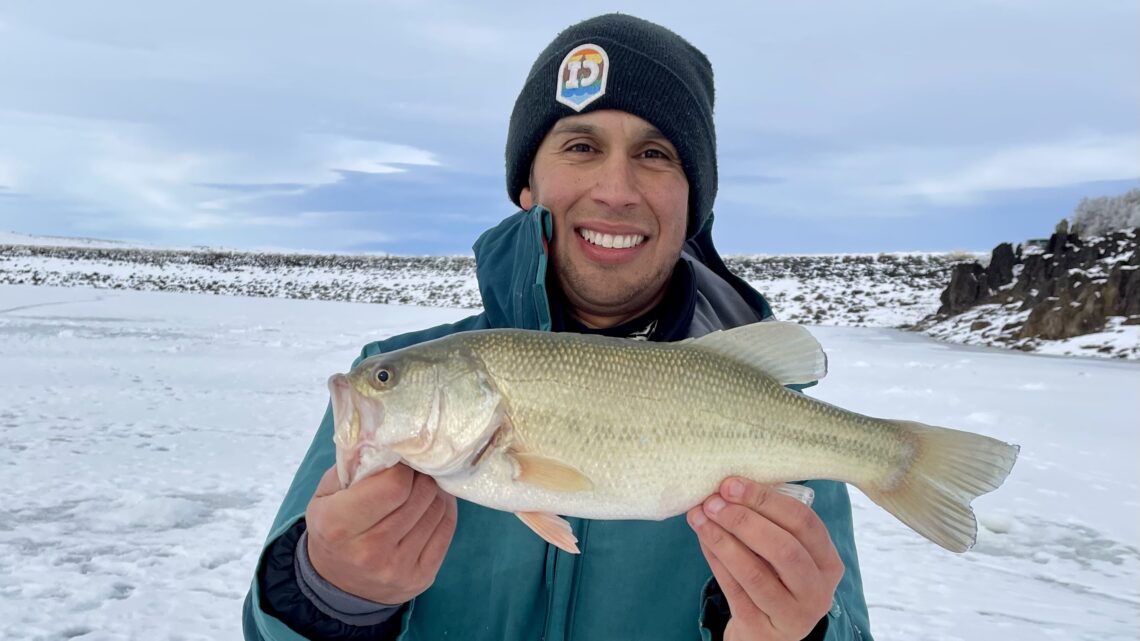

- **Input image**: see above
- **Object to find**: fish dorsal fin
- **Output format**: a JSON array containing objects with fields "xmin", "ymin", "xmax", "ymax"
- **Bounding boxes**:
[{"xmin": 690, "ymin": 321, "xmax": 827, "ymax": 385}]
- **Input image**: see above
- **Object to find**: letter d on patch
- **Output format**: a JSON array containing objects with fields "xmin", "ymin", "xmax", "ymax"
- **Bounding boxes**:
[{"xmin": 555, "ymin": 44, "xmax": 610, "ymax": 111}]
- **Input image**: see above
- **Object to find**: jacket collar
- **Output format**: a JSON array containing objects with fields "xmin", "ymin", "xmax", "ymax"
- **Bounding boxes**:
[{"xmin": 471, "ymin": 206, "xmax": 554, "ymax": 331}]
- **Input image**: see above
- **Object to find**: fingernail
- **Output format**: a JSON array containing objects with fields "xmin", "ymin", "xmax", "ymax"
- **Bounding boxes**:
[
  {"xmin": 706, "ymin": 497, "xmax": 726, "ymax": 515},
  {"xmin": 725, "ymin": 479, "xmax": 745, "ymax": 499},
  {"xmin": 690, "ymin": 510, "xmax": 708, "ymax": 527}
]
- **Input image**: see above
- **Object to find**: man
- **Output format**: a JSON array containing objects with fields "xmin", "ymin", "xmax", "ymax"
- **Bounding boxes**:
[{"xmin": 244, "ymin": 13, "xmax": 873, "ymax": 641}]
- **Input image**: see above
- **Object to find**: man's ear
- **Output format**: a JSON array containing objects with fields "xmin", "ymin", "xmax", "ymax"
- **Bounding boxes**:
[{"xmin": 520, "ymin": 186, "xmax": 534, "ymax": 210}]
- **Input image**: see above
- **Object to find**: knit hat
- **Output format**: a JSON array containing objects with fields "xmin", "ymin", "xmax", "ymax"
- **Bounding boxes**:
[{"xmin": 505, "ymin": 13, "xmax": 717, "ymax": 237}]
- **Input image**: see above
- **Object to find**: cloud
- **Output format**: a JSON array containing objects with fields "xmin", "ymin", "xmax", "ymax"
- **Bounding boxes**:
[
  {"xmin": 1, "ymin": 0, "xmax": 1136, "ymax": 253},
  {"xmin": 318, "ymin": 137, "xmax": 438, "ymax": 176},
  {"xmin": 718, "ymin": 130, "xmax": 1140, "ymax": 222},
  {"xmin": 896, "ymin": 132, "xmax": 1140, "ymax": 204},
  {"xmin": 0, "ymin": 110, "xmax": 439, "ymax": 231},
  {"xmin": 413, "ymin": 21, "xmax": 510, "ymax": 56}
]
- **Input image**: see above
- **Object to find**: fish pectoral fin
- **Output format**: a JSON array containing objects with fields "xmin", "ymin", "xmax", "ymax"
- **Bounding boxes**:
[
  {"xmin": 516, "ymin": 512, "xmax": 580, "ymax": 554},
  {"xmin": 690, "ymin": 321, "xmax": 827, "ymax": 385},
  {"xmin": 509, "ymin": 450, "xmax": 594, "ymax": 493}
]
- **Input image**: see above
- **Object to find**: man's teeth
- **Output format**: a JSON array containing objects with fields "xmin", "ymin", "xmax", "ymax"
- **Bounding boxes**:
[{"xmin": 579, "ymin": 228, "xmax": 646, "ymax": 249}]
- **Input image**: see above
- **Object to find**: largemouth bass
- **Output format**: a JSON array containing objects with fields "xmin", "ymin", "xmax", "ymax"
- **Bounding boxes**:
[{"xmin": 329, "ymin": 322, "xmax": 1018, "ymax": 554}]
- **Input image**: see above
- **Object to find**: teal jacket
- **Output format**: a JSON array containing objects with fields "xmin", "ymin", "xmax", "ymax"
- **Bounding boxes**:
[{"xmin": 243, "ymin": 207, "xmax": 873, "ymax": 641}]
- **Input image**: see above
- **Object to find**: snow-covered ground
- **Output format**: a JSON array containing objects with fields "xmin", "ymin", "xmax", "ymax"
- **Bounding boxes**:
[
  {"xmin": 1, "ymin": 284, "xmax": 1136, "ymax": 640},
  {"xmin": 0, "ymin": 242, "xmax": 476, "ymax": 308},
  {"xmin": 922, "ymin": 301, "xmax": 1140, "ymax": 360},
  {"xmin": 6, "ymin": 232, "xmax": 1137, "ymax": 359}
]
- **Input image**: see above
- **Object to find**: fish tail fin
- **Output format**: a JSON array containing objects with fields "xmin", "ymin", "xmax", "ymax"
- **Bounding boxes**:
[{"xmin": 858, "ymin": 420, "xmax": 1019, "ymax": 553}]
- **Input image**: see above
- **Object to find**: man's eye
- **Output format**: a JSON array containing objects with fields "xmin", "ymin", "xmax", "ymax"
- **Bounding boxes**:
[
  {"xmin": 642, "ymin": 148, "xmax": 670, "ymax": 160},
  {"xmin": 568, "ymin": 143, "xmax": 594, "ymax": 153}
]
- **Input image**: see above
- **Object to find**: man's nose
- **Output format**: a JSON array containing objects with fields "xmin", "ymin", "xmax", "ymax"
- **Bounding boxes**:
[{"xmin": 590, "ymin": 154, "xmax": 641, "ymax": 212}]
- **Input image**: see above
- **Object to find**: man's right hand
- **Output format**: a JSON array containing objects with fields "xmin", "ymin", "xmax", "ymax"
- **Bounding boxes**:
[{"xmin": 304, "ymin": 464, "xmax": 458, "ymax": 605}]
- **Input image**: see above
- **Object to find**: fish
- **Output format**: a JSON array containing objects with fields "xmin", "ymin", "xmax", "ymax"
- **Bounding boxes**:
[{"xmin": 329, "ymin": 321, "xmax": 1019, "ymax": 554}]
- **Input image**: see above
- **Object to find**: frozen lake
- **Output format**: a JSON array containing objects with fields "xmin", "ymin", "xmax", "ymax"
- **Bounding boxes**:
[{"xmin": 1, "ymin": 284, "xmax": 1136, "ymax": 640}]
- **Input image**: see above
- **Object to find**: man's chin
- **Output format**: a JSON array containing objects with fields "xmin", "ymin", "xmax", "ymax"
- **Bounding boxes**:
[{"xmin": 562, "ymin": 285, "xmax": 668, "ymax": 328}]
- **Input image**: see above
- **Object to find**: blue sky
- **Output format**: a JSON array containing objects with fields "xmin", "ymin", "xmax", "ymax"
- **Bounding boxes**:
[{"xmin": 0, "ymin": 1, "xmax": 1136, "ymax": 255}]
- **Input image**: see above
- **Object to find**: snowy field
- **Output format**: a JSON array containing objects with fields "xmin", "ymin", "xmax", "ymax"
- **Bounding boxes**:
[
  {"xmin": 1, "ymin": 284, "xmax": 1137, "ymax": 640},
  {"xmin": 6, "ymin": 231, "xmax": 1138, "ymax": 360}
]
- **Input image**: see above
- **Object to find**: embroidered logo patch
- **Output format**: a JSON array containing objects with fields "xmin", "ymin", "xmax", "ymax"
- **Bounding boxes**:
[{"xmin": 555, "ymin": 44, "xmax": 610, "ymax": 111}]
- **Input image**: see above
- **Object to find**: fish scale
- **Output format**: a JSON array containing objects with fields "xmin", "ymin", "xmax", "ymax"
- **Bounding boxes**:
[{"xmin": 464, "ymin": 330, "xmax": 901, "ymax": 518}]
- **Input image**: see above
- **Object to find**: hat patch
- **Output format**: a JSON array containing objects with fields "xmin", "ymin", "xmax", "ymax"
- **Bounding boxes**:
[{"xmin": 555, "ymin": 44, "xmax": 609, "ymax": 112}]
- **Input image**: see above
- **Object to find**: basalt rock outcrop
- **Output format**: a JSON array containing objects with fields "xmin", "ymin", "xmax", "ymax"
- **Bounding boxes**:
[{"xmin": 928, "ymin": 228, "xmax": 1140, "ymax": 346}]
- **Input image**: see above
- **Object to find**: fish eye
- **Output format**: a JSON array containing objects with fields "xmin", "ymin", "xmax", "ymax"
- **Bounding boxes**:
[{"xmin": 366, "ymin": 364, "xmax": 396, "ymax": 390}]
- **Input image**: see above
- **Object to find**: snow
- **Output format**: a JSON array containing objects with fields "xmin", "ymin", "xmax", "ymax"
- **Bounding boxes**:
[
  {"xmin": 1, "ymin": 284, "xmax": 1137, "ymax": 640},
  {"xmin": 6, "ymin": 237, "xmax": 1137, "ymax": 360},
  {"xmin": 0, "ymin": 245, "xmax": 479, "ymax": 308},
  {"xmin": 922, "ymin": 301, "xmax": 1140, "ymax": 360}
]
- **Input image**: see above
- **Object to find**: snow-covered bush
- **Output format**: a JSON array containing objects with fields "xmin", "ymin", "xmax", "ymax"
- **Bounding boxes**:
[{"xmin": 1071, "ymin": 188, "xmax": 1140, "ymax": 237}]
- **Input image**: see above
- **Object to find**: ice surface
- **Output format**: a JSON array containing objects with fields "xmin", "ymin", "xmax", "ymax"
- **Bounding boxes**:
[{"xmin": 0, "ymin": 284, "xmax": 1136, "ymax": 640}]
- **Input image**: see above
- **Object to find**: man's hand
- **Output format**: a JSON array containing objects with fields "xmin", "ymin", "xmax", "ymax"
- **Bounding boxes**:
[
  {"xmin": 687, "ymin": 478, "xmax": 844, "ymax": 641},
  {"xmin": 305, "ymin": 464, "xmax": 458, "ymax": 605}
]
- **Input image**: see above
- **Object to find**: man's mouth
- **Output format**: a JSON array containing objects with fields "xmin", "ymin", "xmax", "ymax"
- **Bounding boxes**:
[{"xmin": 578, "ymin": 227, "xmax": 646, "ymax": 249}]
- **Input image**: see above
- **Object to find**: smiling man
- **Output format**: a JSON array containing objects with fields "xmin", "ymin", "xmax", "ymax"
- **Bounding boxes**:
[{"xmin": 244, "ymin": 14, "xmax": 873, "ymax": 641}]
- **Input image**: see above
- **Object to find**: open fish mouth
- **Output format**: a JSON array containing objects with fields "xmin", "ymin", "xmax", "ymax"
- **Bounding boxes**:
[{"xmin": 328, "ymin": 373, "xmax": 388, "ymax": 487}]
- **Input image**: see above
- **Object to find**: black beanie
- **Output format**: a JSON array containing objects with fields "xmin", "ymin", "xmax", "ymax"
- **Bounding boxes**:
[{"xmin": 505, "ymin": 13, "xmax": 717, "ymax": 237}]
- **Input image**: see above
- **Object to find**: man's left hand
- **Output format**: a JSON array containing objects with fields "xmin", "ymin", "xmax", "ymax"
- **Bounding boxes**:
[{"xmin": 687, "ymin": 478, "xmax": 844, "ymax": 641}]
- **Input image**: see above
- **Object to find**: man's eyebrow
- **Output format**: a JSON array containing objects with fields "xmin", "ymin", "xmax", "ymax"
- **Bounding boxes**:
[
  {"xmin": 548, "ymin": 122, "xmax": 599, "ymax": 137},
  {"xmin": 548, "ymin": 122, "xmax": 670, "ymax": 143}
]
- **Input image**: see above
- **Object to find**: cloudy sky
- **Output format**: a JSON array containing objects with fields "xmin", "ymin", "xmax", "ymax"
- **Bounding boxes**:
[{"xmin": 0, "ymin": 1, "xmax": 1136, "ymax": 254}]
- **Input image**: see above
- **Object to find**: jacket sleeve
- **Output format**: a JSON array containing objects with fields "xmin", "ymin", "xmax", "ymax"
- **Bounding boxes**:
[
  {"xmin": 696, "ymin": 480, "xmax": 873, "ymax": 641},
  {"xmin": 243, "ymin": 518, "xmax": 404, "ymax": 641}
]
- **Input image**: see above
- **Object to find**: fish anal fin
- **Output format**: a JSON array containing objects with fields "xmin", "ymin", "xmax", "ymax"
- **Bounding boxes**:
[
  {"xmin": 516, "ymin": 511, "xmax": 580, "ymax": 554},
  {"xmin": 510, "ymin": 449, "xmax": 594, "ymax": 493},
  {"xmin": 775, "ymin": 482, "xmax": 815, "ymax": 507},
  {"xmin": 690, "ymin": 321, "xmax": 827, "ymax": 386}
]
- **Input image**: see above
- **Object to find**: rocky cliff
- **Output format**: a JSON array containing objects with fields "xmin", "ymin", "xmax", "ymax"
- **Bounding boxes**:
[{"xmin": 916, "ymin": 228, "xmax": 1140, "ymax": 358}]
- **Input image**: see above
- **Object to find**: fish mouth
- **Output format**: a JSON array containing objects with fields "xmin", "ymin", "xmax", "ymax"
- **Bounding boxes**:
[{"xmin": 329, "ymin": 373, "xmax": 386, "ymax": 487}]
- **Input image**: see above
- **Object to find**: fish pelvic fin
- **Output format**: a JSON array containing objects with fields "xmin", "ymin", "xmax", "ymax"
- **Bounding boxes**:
[
  {"xmin": 516, "ymin": 512, "xmax": 580, "ymax": 554},
  {"xmin": 690, "ymin": 321, "xmax": 827, "ymax": 386},
  {"xmin": 509, "ymin": 449, "xmax": 594, "ymax": 493},
  {"xmin": 862, "ymin": 420, "xmax": 1020, "ymax": 553}
]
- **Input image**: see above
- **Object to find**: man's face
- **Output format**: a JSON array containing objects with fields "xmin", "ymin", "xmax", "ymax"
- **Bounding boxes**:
[{"xmin": 519, "ymin": 110, "xmax": 689, "ymax": 328}]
